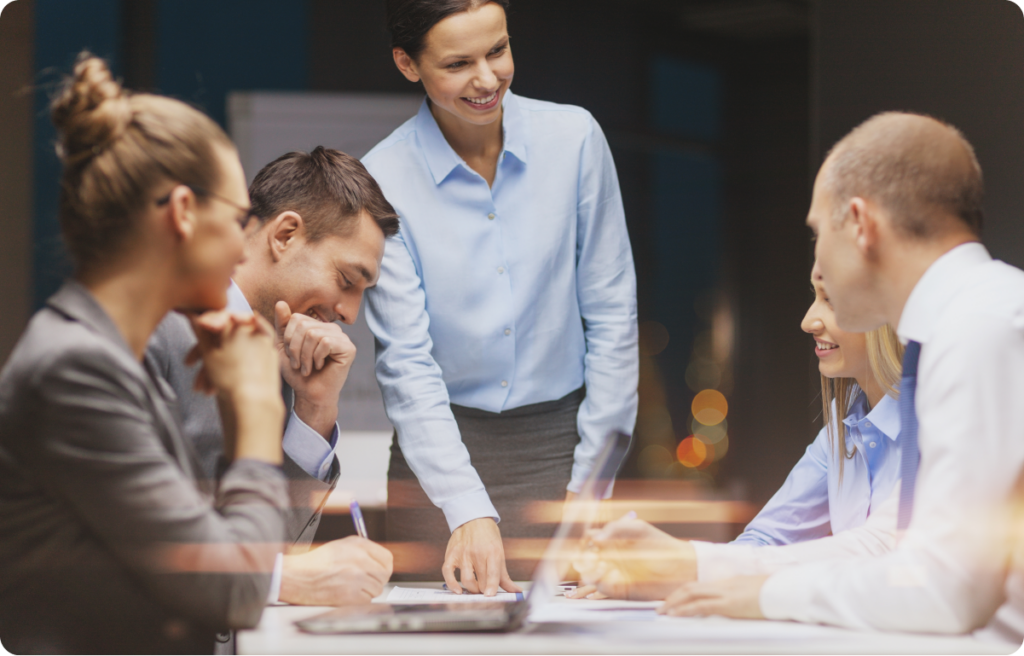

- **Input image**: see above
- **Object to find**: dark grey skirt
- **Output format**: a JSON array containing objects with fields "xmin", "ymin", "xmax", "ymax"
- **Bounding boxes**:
[{"xmin": 387, "ymin": 387, "xmax": 584, "ymax": 580}]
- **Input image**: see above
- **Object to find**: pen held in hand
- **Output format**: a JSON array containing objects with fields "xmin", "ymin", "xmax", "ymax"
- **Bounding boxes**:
[{"xmin": 350, "ymin": 500, "xmax": 369, "ymax": 539}]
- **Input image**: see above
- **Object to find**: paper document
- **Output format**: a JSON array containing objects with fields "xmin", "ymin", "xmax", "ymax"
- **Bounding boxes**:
[{"xmin": 386, "ymin": 586, "xmax": 524, "ymax": 604}]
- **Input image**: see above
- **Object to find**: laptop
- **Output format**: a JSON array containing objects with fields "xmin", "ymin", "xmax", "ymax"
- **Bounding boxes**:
[{"xmin": 295, "ymin": 430, "xmax": 632, "ymax": 634}]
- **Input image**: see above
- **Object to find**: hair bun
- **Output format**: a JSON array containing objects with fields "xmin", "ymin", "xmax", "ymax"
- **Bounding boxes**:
[{"xmin": 51, "ymin": 52, "xmax": 132, "ymax": 164}]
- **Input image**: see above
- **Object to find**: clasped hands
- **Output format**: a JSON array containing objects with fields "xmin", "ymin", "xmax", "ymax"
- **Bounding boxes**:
[{"xmin": 569, "ymin": 516, "xmax": 769, "ymax": 619}]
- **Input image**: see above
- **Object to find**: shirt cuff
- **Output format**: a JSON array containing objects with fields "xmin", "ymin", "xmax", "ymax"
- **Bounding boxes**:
[
  {"xmin": 266, "ymin": 552, "xmax": 284, "ymax": 604},
  {"xmin": 760, "ymin": 565, "xmax": 818, "ymax": 622},
  {"xmin": 282, "ymin": 411, "xmax": 339, "ymax": 482},
  {"xmin": 690, "ymin": 540, "xmax": 757, "ymax": 581},
  {"xmin": 440, "ymin": 489, "xmax": 501, "ymax": 534},
  {"xmin": 568, "ymin": 463, "xmax": 616, "ymax": 499}
]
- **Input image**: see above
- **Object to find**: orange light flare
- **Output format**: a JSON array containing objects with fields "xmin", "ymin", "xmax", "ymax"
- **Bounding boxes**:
[
  {"xmin": 676, "ymin": 435, "xmax": 708, "ymax": 468},
  {"xmin": 691, "ymin": 389, "xmax": 728, "ymax": 425}
]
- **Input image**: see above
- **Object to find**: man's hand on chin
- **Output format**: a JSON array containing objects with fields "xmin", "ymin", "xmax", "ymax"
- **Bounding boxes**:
[
  {"xmin": 279, "ymin": 537, "xmax": 394, "ymax": 606},
  {"xmin": 274, "ymin": 301, "xmax": 356, "ymax": 438},
  {"xmin": 442, "ymin": 517, "xmax": 522, "ymax": 597}
]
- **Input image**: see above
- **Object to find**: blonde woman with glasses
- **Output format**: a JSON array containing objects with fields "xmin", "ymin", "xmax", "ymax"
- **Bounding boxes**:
[{"xmin": 571, "ymin": 262, "xmax": 904, "ymax": 601}]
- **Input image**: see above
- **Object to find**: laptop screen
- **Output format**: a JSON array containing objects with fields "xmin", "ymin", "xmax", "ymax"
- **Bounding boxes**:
[{"xmin": 526, "ymin": 431, "xmax": 632, "ymax": 609}]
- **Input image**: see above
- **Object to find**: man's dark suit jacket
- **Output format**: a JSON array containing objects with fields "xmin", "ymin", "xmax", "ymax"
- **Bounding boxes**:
[
  {"xmin": 146, "ymin": 311, "xmax": 341, "ymax": 549},
  {"xmin": 0, "ymin": 282, "xmax": 289, "ymax": 654}
]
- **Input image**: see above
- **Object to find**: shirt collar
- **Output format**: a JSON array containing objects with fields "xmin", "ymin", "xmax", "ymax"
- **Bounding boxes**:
[
  {"xmin": 226, "ymin": 279, "xmax": 253, "ymax": 314},
  {"xmin": 842, "ymin": 389, "xmax": 901, "ymax": 442},
  {"xmin": 897, "ymin": 241, "xmax": 990, "ymax": 345},
  {"xmin": 414, "ymin": 90, "xmax": 528, "ymax": 186}
]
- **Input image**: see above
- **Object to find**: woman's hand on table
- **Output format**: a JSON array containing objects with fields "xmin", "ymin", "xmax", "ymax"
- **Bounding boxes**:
[
  {"xmin": 569, "ymin": 516, "xmax": 698, "ymax": 601},
  {"xmin": 657, "ymin": 575, "xmax": 770, "ymax": 619},
  {"xmin": 443, "ymin": 517, "xmax": 521, "ymax": 597}
]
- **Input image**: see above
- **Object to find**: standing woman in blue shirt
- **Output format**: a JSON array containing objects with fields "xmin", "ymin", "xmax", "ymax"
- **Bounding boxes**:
[{"xmin": 363, "ymin": 0, "xmax": 638, "ymax": 594}]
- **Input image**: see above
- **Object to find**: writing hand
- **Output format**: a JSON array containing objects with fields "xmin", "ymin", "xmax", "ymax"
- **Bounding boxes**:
[
  {"xmin": 571, "ymin": 516, "xmax": 697, "ymax": 601},
  {"xmin": 280, "ymin": 537, "xmax": 394, "ymax": 606}
]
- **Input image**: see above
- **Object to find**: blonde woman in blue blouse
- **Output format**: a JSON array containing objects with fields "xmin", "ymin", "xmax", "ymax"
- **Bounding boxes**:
[{"xmin": 571, "ymin": 263, "xmax": 904, "ymax": 600}]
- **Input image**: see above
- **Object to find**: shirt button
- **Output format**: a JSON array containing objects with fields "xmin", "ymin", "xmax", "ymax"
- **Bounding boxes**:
[
  {"xmin": 504, "ymin": 329, "xmax": 511, "ymax": 336},
  {"xmin": 488, "ymin": 213, "xmax": 495, "ymax": 220},
  {"xmin": 864, "ymin": 421, "xmax": 872, "ymax": 428},
  {"xmin": 497, "ymin": 266, "xmax": 505, "ymax": 274},
  {"xmin": 869, "ymin": 442, "xmax": 877, "ymax": 448},
  {"xmin": 501, "ymin": 380, "xmax": 508, "ymax": 387}
]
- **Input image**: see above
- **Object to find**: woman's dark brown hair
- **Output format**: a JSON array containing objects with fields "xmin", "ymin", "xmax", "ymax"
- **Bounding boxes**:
[
  {"xmin": 51, "ymin": 51, "xmax": 233, "ymax": 274},
  {"xmin": 386, "ymin": 0, "xmax": 510, "ymax": 61}
]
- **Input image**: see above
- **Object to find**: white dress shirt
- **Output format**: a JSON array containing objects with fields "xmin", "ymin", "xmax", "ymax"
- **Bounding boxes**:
[
  {"xmin": 226, "ymin": 282, "xmax": 342, "ymax": 605},
  {"xmin": 760, "ymin": 243, "xmax": 1024, "ymax": 633},
  {"xmin": 362, "ymin": 92, "xmax": 639, "ymax": 531},
  {"xmin": 692, "ymin": 391, "xmax": 901, "ymax": 580}
]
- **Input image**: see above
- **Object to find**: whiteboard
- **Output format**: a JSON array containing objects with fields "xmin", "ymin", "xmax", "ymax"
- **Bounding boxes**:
[{"xmin": 227, "ymin": 91, "xmax": 424, "ymax": 433}]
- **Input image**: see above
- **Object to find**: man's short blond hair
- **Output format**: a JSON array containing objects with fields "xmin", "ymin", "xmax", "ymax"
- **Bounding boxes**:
[{"xmin": 822, "ymin": 111, "xmax": 984, "ymax": 238}]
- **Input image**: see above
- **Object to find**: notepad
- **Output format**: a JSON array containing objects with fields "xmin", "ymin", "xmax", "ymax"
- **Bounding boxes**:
[{"xmin": 386, "ymin": 586, "xmax": 524, "ymax": 604}]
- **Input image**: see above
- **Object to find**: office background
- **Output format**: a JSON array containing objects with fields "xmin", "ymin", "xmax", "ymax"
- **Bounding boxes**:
[{"xmin": 1, "ymin": 0, "xmax": 1022, "ymax": 540}]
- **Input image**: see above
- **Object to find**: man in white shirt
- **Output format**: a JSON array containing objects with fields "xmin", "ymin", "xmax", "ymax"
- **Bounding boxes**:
[
  {"xmin": 147, "ymin": 147, "xmax": 398, "ymax": 609},
  {"xmin": 579, "ymin": 112, "xmax": 1024, "ymax": 636}
]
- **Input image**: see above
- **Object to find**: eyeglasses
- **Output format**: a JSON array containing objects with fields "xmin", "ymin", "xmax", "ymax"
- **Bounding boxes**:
[{"xmin": 156, "ymin": 184, "xmax": 261, "ymax": 230}]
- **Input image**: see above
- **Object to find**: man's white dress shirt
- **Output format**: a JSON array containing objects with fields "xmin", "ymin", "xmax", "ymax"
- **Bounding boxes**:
[
  {"xmin": 758, "ymin": 243, "xmax": 1024, "ymax": 633},
  {"xmin": 226, "ymin": 281, "xmax": 341, "ymax": 603}
]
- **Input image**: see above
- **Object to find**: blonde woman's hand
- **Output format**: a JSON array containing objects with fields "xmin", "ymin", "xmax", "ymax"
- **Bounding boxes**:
[{"xmin": 570, "ymin": 516, "xmax": 698, "ymax": 601}]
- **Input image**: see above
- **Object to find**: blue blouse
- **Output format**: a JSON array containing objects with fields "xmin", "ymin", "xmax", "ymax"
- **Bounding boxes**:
[
  {"xmin": 734, "ymin": 389, "xmax": 902, "ymax": 546},
  {"xmin": 362, "ymin": 92, "xmax": 639, "ymax": 531}
]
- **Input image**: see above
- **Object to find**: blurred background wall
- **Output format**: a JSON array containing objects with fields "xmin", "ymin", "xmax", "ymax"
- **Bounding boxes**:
[{"xmin": 1, "ymin": 0, "xmax": 1021, "ymax": 539}]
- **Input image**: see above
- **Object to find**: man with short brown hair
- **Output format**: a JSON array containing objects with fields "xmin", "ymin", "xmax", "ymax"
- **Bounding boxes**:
[{"xmin": 147, "ymin": 147, "xmax": 399, "ymax": 610}]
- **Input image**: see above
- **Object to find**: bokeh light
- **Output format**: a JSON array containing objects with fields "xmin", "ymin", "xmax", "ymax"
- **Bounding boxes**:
[
  {"xmin": 638, "ymin": 444, "xmax": 674, "ymax": 477},
  {"xmin": 685, "ymin": 359, "xmax": 721, "ymax": 392},
  {"xmin": 692, "ymin": 389, "xmax": 728, "ymax": 425},
  {"xmin": 676, "ymin": 436, "xmax": 708, "ymax": 468},
  {"xmin": 691, "ymin": 417, "xmax": 727, "ymax": 444},
  {"xmin": 639, "ymin": 321, "xmax": 670, "ymax": 356}
]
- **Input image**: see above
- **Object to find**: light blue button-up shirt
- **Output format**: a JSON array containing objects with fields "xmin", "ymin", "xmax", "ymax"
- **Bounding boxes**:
[
  {"xmin": 363, "ymin": 92, "xmax": 639, "ymax": 532},
  {"xmin": 733, "ymin": 389, "xmax": 901, "ymax": 546},
  {"xmin": 226, "ymin": 281, "xmax": 339, "ymax": 482}
]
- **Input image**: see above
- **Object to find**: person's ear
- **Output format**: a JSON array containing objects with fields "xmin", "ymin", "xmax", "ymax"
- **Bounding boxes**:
[
  {"xmin": 165, "ymin": 185, "xmax": 199, "ymax": 242},
  {"xmin": 847, "ymin": 197, "xmax": 880, "ymax": 257},
  {"xmin": 266, "ymin": 211, "xmax": 304, "ymax": 263},
  {"xmin": 393, "ymin": 48, "xmax": 421, "ymax": 83}
]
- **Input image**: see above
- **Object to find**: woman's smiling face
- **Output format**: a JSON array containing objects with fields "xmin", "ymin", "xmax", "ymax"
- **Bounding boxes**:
[
  {"xmin": 397, "ymin": 1, "xmax": 514, "ymax": 128},
  {"xmin": 801, "ymin": 262, "xmax": 869, "ymax": 380}
]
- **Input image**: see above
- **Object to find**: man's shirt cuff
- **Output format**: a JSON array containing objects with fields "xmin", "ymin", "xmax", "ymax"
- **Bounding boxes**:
[
  {"xmin": 759, "ymin": 565, "xmax": 816, "ymax": 621},
  {"xmin": 266, "ymin": 552, "xmax": 284, "ymax": 604},
  {"xmin": 282, "ymin": 411, "xmax": 339, "ymax": 482}
]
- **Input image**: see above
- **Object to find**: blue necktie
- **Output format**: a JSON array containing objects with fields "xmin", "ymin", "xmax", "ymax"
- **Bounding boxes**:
[{"xmin": 897, "ymin": 340, "xmax": 922, "ymax": 531}]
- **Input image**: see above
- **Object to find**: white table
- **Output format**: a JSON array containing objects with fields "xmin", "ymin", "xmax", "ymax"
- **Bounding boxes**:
[{"xmin": 237, "ymin": 583, "xmax": 1015, "ymax": 655}]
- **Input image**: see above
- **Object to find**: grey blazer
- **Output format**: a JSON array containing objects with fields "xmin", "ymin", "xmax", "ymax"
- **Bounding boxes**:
[
  {"xmin": 0, "ymin": 282, "xmax": 288, "ymax": 654},
  {"xmin": 146, "ymin": 312, "xmax": 340, "ymax": 548}
]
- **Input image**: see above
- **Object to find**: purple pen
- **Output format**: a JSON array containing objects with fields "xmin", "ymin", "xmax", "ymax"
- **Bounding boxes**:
[{"xmin": 349, "ymin": 500, "xmax": 369, "ymax": 539}]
